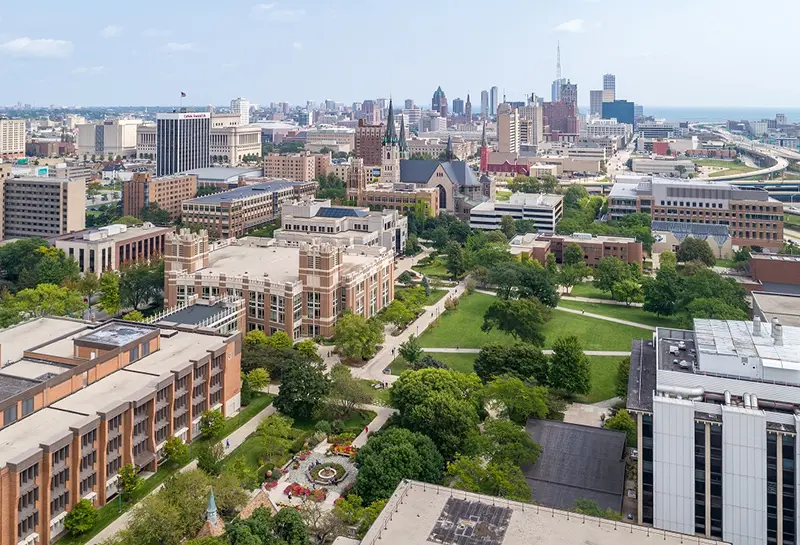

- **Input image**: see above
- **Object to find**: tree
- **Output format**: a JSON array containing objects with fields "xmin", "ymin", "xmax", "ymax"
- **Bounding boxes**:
[
  {"xmin": 332, "ymin": 495, "xmax": 387, "ymax": 538},
  {"xmin": 659, "ymin": 250, "xmax": 677, "ymax": 269},
  {"xmin": 271, "ymin": 507, "xmax": 311, "ymax": 545},
  {"xmin": 64, "ymin": 499, "xmax": 98, "ymax": 536},
  {"xmin": 355, "ymin": 427, "xmax": 444, "ymax": 504},
  {"xmin": 412, "ymin": 354, "xmax": 447, "ymax": 370},
  {"xmin": 78, "ymin": 272, "xmax": 101, "ymax": 301},
  {"xmin": 573, "ymin": 498, "xmax": 622, "ymax": 520},
  {"xmin": 274, "ymin": 359, "xmax": 331, "ymax": 420},
  {"xmin": 446, "ymin": 456, "xmax": 530, "ymax": 502},
  {"xmin": 474, "ymin": 343, "xmax": 549, "ymax": 385},
  {"xmin": 397, "ymin": 271, "xmax": 414, "ymax": 285},
  {"xmin": 548, "ymin": 336, "xmax": 591, "ymax": 396},
  {"xmin": 390, "ymin": 368, "xmax": 482, "ymax": 460},
  {"xmin": 119, "ymin": 259, "xmax": 163, "ymax": 310},
  {"xmin": 265, "ymin": 330, "xmax": 293, "ymax": 350},
  {"xmin": 118, "ymin": 494, "xmax": 185, "ymax": 545},
  {"xmin": 612, "ymin": 279, "xmax": 643, "ymax": 306},
  {"xmin": 677, "ymin": 237, "xmax": 716, "ymax": 266},
  {"xmin": 483, "ymin": 375, "xmax": 549, "ymax": 424},
  {"xmin": 398, "ymin": 334, "xmax": 423, "ymax": 365},
  {"xmin": 563, "ymin": 243, "xmax": 584, "ymax": 266},
  {"xmin": 99, "ymin": 270, "xmax": 121, "ymax": 315},
  {"xmin": 477, "ymin": 418, "xmax": 542, "ymax": 466},
  {"xmin": 118, "ymin": 463, "xmax": 140, "ymax": 502},
  {"xmin": 196, "ymin": 442, "xmax": 224, "ymax": 476},
  {"xmin": 643, "ymin": 266, "xmax": 682, "ymax": 317},
  {"xmin": 380, "ymin": 299, "xmax": 415, "ymax": 328},
  {"xmin": 200, "ymin": 409, "xmax": 225, "ymax": 439},
  {"xmin": 334, "ymin": 312, "xmax": 384, "ymax": 361},
  {"xmin": 329, "ymin": 363, "xmax": 374, "ymax": 418},
  {"xmin": 140, "ymin": 203, "xmax": 171, "ymax": 224},
  {"xmin": 563, "ymin": 185, "xmax": 589, "ymax": 208},
  {"xmin": 294, "ymin": 338, "xmax": 318, "ymax": 359},
  {"xmin": 593, "ymin": 256, "xmax": 630, "ymax": 297},
  {"xmin": 559, "ymin": 263, "xmax": 591, "ymax": 292},
  {"xmin": 444, "ymin": 242, "xmax": 466, "ymax": 278},
  {"xmin": 14, "ymin": 284, "xmax": 86, "ymax": 318},
  {"xmin": 605, "ymin": 408, "xmax": 637, "ymax": 446},
  {"xmin": 163, "ymin": 436, "xmax": 190, "ymax": 466},
  {"xmin": 246, "ymin": 368, "xmax": 270, "ymax": 391},
  {"xmin": 482, "ymin": 298, "xmax": 551, "ymax": 346},
  {"xmin": 685, "ymin": 298, "xmax": 748, "ymax": 324},
  {"xmin": 122, "ymin": 309, "xmax": 145, "ymax": 322},
  {"xmin": 244, "ymin": 329, "xmax": 269, "ymax": 346},
  {"xmin": 499, "ymin": 215, "xmax": 517, "ymax": 240},
  {"xmin": 615, "ymin": 358, "xmax": 630, "ymax": 400},
  {"xmin": 299, "ymin": 498, "xmax": 345, "ymax": 544},
  {"xmin": 257, "ymin": 414, "xmax": 294, "ymax": 465}
]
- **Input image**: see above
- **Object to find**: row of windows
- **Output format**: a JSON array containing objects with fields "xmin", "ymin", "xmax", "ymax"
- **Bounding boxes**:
[
  {"xmin": 19, "ymin": 486, "xmax": 38, "ymax": 510},
  {"xmin": 51, "ymin": 468, "xmax": 69, "ymax": 490},
  {"xmin": 18, "ymin": 512, "xmax": 38, "ymax": 539}
]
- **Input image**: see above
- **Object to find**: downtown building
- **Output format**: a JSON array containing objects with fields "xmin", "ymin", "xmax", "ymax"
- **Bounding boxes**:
[
  {"xmin": 3, "ymin": 176, "xmax": 85, "ymax": 238},
  {"xmin": 627, "ymin": 318, "xmax": 800, "ymax": 545},
  {"xmin": 0, "ymin": 317, "xmax": 242, "ymax": 545},
  {"xmin": 156, "ymin": 111, "xmax": 211, "ymax": 177},
  {"xmin": 608, "ymin": 176, "xmax": 784, "ymax": 249},
  {"xmin": 76, "ymin": 119, "xmax": 141, "ymax": 159},
  {"xmin": 0, "ymin": 119, "xmax": 26, "ymax": 160},
  {"xmin": 122, "ymin": 172, "xmax": 198, "ymax": 221},
  {"xmin": 164, "ymin": 230, "xmax": 395, "ymax": 338}
]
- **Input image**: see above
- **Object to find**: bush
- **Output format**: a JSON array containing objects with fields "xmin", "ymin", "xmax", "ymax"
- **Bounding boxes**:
[
  {"xmin": 163, "ymin": 436, "xmax": 190, "ymax": 466},
  {"xmin": 200, "ymin": 409, "xmax": 225, "ymax": 439},
  {"xmin": 64, "ymin": 499, "xmax": 98, "ymax": 536},
  {"xmin": 331, "ymin": 419, "xmax": 345, "ymax": 434},
  {"xmin": 315, "ymin": 420, "xmax": 332, "ymax": 434},
  {"xmin": 196, "ymin": 443, "xmax": 224, "ymax": 476}
]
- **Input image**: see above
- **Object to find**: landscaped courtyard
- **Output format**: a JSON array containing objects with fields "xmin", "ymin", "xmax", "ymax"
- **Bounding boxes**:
[
  {"xmin": 417, "ymin": 292, "xmax": 650, "ymax": 351},
  {"xmin": 557, "ymin": 299, "xmax": 682, "ymax": 329}
]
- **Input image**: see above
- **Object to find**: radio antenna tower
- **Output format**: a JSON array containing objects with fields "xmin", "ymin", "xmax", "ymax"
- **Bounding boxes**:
[{"xmin": 556, "ymin": 41, "xmax": 562, "ymax": 81}]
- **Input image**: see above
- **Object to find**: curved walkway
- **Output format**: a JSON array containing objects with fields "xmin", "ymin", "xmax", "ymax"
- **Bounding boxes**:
[
  {"xmin": 422, "ymin": 347, "xmax": 631, "ymax": 357},
  {"xmin": 555, "ymin": 306, "xmax": 656, "ymax": 331},
  {"xmin": 560, "ymin": 295, "xmax": 643, "ymax": 307}
]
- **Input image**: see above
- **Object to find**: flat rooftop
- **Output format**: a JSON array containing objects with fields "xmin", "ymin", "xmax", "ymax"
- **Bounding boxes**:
[
  {"xmin": 694, "ymin": 318, "xmax": 800, "ymax": 365},
  {"xmin": 0, "ymin": 317, "xmax": 88, "ymax": 363},
  {"xmin": 753, "ymin": 292, "xmax": 800, "ymax": 328},
  {"xmin": 52, "ymin": 368, "xmax": 157, "ymax": 415},
  {"xmin": 186, "ymin": 180, "xmax": 303, "ymax": 204},
  {"xmin": 126, "ymin": 331, "xmax": 224, "ymax": 377},
  {"xmin": 77, "ymin": 322, "xmax": 155, "ymax": 347},
  {"xmin": 627, "ymin": 339, "xmax": 657, "ymax": 412},
  {"xmin": 182, "ymin": 166, "xmax": 263, "ymax": 182},
  {"xmin": 155, "ymin": 302, "xmax": 231, "ymax": 327},
  {"xmin": 0, "ymin": 408, "xmax": 91, "ymax": 469},
  {"xmin": 523, "ymin": 420, "xmax": 626, "ymax": 512},
  {"xmin": 0, "ymin": 358, "xmax": 72, "ymax": 381},
  {"xmin": 362, "ymin": 480, "xmax": 728, "ymax": 545},
  {"xmin": 54, "ymin": 224, "xmax": 172, "ymax": 243}
]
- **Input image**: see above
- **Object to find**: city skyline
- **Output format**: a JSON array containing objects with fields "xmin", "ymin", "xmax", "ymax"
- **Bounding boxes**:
[{"xmin": 1, "ymin": 0, "xmax": 798, "ymax": 108}]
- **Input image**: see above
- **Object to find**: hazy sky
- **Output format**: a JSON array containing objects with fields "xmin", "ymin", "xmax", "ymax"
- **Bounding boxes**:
[{"xmin": 1, "ymin": 0, "xmax": 798, "ymax": 108}]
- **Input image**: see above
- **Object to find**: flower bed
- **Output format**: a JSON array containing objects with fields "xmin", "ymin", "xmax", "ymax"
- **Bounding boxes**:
[
  {"xmin": 284, "ymin": 483, "xmax": 312, "ymax": 497},
  {"xmin": 330, "ymin": 443, "xmax": 358, "ymax": 457},
  {"xmin": 309, "ymin": 462, "xmax": 346, "ymax": 485},
  {"xmin": 328, "ymin": 432, "xmax": 357, "ymax": 445}
]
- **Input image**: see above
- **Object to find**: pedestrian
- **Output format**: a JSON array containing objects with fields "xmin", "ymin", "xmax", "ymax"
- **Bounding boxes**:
[
  {"xmin": 582, "ymin": 308, "xmax": 585, "ymax": 314},
  {"xmin": 456, "ymin": 344, "xmax": 459, "ymax": 350},
  {"xmin": 226, "ymin": 439, "xmax": 230, "ymax": 449}
]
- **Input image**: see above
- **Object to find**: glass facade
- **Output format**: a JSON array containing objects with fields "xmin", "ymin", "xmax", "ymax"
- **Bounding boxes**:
[
  {"xmin": 695, "ymin": 421, "xmax": 707, "ymax": 535},
  {"xmin": 783, "ymin": 435, "xmax": 796, "ymax": 545},
  {"xmin": 642, "ymin": 413, "xmax": 653, "ymax": 524},
  {"xmin": 709, "ymin": 425, "xmax": 723, "ymax": 539}
]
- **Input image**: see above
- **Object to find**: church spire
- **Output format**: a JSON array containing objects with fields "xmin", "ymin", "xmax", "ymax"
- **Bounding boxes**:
[
  {"xmin": 445, "ymin": 135, "xmax": 454, "ymax": 162},
  {"xmin": 399, "ymin": 114, "xmax": 408, "ymax": 157},
  {"xmin": 383, "ymin": 98, "xmax": 398, "ymax": 145},
  {"xmin": 206, "ymin": 488, "xmax": 218, "ymax": 526}
]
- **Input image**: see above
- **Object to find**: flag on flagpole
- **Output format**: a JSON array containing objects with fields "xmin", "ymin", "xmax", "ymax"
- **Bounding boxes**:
[{"xmin": 181, "ymin": 91, "xmax": 186, "ymax": 98}]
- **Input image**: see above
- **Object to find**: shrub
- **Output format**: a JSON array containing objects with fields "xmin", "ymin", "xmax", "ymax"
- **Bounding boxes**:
[
  {"xmin": 331, "ymin": 419, "xmax": 345, "ymax": 434},
  {"xmin": 64, "ymin": 499, "xmax": 97, "ymax": 536},
  {"xmin": 200, "ymin": 409, "xmax": 225, "ymax": 439},
  {"xmin": 314, "ymin": 420, "xmax": 332, "ymax": 434}
]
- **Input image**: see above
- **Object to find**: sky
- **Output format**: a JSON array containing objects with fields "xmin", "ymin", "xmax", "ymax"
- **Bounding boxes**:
[{"xmin": 1, "ymin": 0, "xmax": 799, "ymax": 109}]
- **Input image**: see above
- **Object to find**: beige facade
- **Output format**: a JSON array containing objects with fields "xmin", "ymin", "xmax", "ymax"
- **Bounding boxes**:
[
  {"xmin": 497, "ymin": 104, "xmax": 520, "ymax": 154},
  {"xmin": 4, "ymin": 177, "xmax": 85, "ymax": 238},
  {"xmin": 405, "ymin": 137, "xmax": 477, "ymax": 160},
  {"xmin": 263, "ymin": 152, "xmax": 329, "ymax": 181},
  {"xmin": 210, "ymin": 124, "xmax": 262, "ymax": 165},
  {"xmin": 0, "ymin": 119, "xmax": 26, "ymax": 159},
  {"xmin": 77, "ymin": 118, "xmax": 141, "ymax": 158},
  {"xmin": 136, "ymin": 124, "xmax": 157, "ymax": 159},
  {"xmin": 0, "ymin": 164, "xmax": 8, "ymax": 240},
  {"xmin": 164, "ymin": 232, "xmax": 395, "ymax": 338},
  {"xmin": 122, "ymin": 173, "xmax": 198, "ymax": 221}
]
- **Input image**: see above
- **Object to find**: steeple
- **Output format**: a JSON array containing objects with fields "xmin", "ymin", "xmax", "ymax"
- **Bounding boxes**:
[
  {"xmin": 399, "ymin": 114, "xmax": 408, "ymax": 158},
  {"xmin": 383, "ymin": 98, "xmax": 398, "ymax": 145},
  {"xmin": 481, "ymin": 120, "xmax": 487, "ymax": 147},
  {"xmin": 206, "ymin": 488, "xmax": 218, "ymax": 526},
  {"xmin": 445, "ymin": 136, "xmax": 453, "ymax": 162}
]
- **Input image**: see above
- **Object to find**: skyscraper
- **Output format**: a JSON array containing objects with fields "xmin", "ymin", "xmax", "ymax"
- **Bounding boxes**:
[
  {"xmin": 603, "ymin": 74, "xmax": 616, "ymax": 101},
  {"xmin": 465, "ymin": 94, "xmax": 472, "ymax": 120},
  {"xmin": 404, "ymin": 99, "xmax": 415, "ymax": 110},
  {"xmin": 230, "ymin": 97, "xmax": 250, "ymax": 126},
  {"xmin": 551, "ymin": 42, "xmax": 566, "ymax": 102},
  {"xmin": 497, "ymin": 103, "xmax": 519, "ymax": 154},
  {"xmin": 452, "ymin": 98, "xmax": 464, "ymax": 115},
  {"xmin": 590, "ymin": 90, "xmax": 603, "ymax": 116},
  {"xmin": 480, "ymin": 90, "xmax": 489, "ymax": 117},
  {"xmin": 432, "ymin": 87, "xmax": 448, "ymax": 117},
  {"xmin": 560, "ymin": 81, "xmax": 578, "ymax": 105},
  {"xmin": 490, "ymin": 86, "xmax": 499, "ymax": 116},
  {"xmin": 156, "ymin": 111, "xmax": 210, "ymax": 177}
]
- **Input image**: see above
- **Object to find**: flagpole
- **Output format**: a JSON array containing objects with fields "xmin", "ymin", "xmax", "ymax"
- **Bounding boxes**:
[{"xmin": 180, "ymin": 92, "xmax": 183, "ymax": 110}]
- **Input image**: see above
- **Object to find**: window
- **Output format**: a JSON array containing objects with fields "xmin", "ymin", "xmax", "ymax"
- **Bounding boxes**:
[
  {"xmin": 270, "ymin": 294, "xmax": 285, "ymax": 324},
  {"xmin": 129, "ymin": 346, "xmax": 139, "ymax": 362},
  {"xmin": 293, "ymin": 294, "xmax": 302, "ymax": 322},
  {"xmin": 3, "ymin": 405, "xmax": 18, "ymax": 427},
  {"xmin": 21, "ymin": 398, "xmax": 33, "ymax": 417},
  {"xmin": 307, "ymin": 292, "xmax": 321, "ymax": 319}
]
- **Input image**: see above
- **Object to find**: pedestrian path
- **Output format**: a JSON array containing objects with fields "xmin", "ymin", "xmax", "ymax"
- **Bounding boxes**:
[
  {"xmin": 559, "ymin": 295, "xmax": 643, "ymax": 307},
  {"xmin": 555, "ymin": 306, "xmax": 656, "ymax": 331},
  {"xmin": 421, "ymin": 347, "xmax": 631, "ymax": 357},
  {"xmin": 87, "ymin": 403, "xmax": 277, "ymax": 545},
  {"xmin": 352, "ymin": 405, "xmax": 396, "ymax": 448}
]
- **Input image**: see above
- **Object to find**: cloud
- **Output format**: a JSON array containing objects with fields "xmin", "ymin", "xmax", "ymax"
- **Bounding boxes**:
[
  {"xmin": 252, "ymin": 3, "xmax": 305, "ymax": 22},
  {"xmin": 554, "ymin": 19, "xmax": 585, "ymax": 33},
  {"xmin": 72, "ymin": 65, "xmax": 104, "ymax": 74},
  {"xmin": 164, "ymin": 42, "xmax": 195, "ymax": 52},
  {"xmin": 102, "ymin": 25, "xmax": 121, "ymax": 38},
  {"xmin": 292, "ymin": 41, "xmax": 302, "ymax": 50},
  {"xmin": 0, "ymin": 37, "xmax": 73, "ymax": 58}
]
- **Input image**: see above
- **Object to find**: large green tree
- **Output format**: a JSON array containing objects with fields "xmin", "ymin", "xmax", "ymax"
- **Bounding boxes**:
[
  {"xmin": 643, "ymin": 266, "xmax": 682, "ymax": 317},
  {"xmin": 98, "ymin": 270, "xmax": 121, "ymax": 315},
  {"xmin": 475, "ymin": 418, "xmax": 542, "ymax": 466},
  {"xmin": 273, "ymin": 359, "xmax": 331, "ymax": 420},
  {"xmin": 482, "ymin": 298, "xmax": 551, "ymax": 346},
  {"xmin": 119, "ymin": 259, "xmax": 163, "ymax": 310},
  {"xmin": 328, "ymin": 363, "xmax": 374, "ymax": 418},
  {"xmin": 677, "ymin": 237, "xmax": 716, "ymax": 266},
  {"xmin": 444, "ymin": 241, "xmax": 467, "ymax": 278},
  {"xmin": 474, "ymin": 343, "xmax": 549, "ymax": 384},
  {"xmin": 483, "ymin": 375, "xmax": 549, "ymax": 424},
  {"xmin": 334, "ymin": 312, "xmax": 384, "ymax": 361},
  {"xmin": 563, "ymin": 243, "xmax": 584, "ymax": 266},
  {"xmin": 446, "ymin": 456, "xmax": 530, "ymax": 502},
  {"xmin": 548, "ymin": 335, "xmax": 591, "ymax": 396},
  {"xmin": 593, "ymin": 256, "xmax": 630, "ymax": 297},
  {"xmin": 355, "ymin": 427, "xmax": 444, "ymax": 504}
]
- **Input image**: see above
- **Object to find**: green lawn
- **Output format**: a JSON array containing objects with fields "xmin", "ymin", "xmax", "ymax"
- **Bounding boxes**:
[
  {"xmin": 557, "ymin": 299, "xmax": 681, "ymax": 329},
  {"xmin": 693, "ymin": 159, "xmax": 757, "ymax": 177},
  {"xmin": 425, "ymin": 289, "xmax": 448, "ymax": 305},
  {"xmin": 496, "ymin": 190, "xmax": 512, "ymax": 201},
  {"xmin": 713, "ymin": 258, "xmax": 738, "ymax": 269},
  {"xmin": 413, "ymin": 258, "xmax": 450, "ymax": 279},
  {"xmin": 566, "ymin": 282, "xmax": 612, "ymax": 300},
  {"xmin": 785, "ymin": 214, "xmax": 800, "ymax": 228},
  {"xmin": 292, "ymin": 408, "xmax": 376, "ymax": 433},
  {"xmin": 59, "ymin": 393, "xmax": 275, "ymax": 545},
  {"xmin": 582, "ymin": 356, "xmax": 625, "ymax": 403},
  {"xmin": 418, "ymin": 293, "xmax": 648, "ymax": 351}
]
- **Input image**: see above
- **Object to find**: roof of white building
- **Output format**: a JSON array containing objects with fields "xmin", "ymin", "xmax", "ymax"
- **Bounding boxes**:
[{"xmin": 693, "ymin": 318, "xmax": 800, "ymax": 368}]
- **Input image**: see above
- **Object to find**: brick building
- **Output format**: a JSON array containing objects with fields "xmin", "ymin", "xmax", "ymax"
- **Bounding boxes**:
[
  {"xmin": 509, "ymin": 232, "xmax": 643, "ymax": 267},
  {"xmin": 263, "ymin": 151, "xmax": 330, "ymax": 181},
  {"xmin": 354, "ymin": 119, "xmax": 384, "ymax": 166},
  {"xmin": 164, "ymin": 231, "xmax": 394, "ymax": 338},
  {"xmin": 543, "ymin": 102, "xmax": 578, "ymax": 134},
  {"xmin": 749, "ymin": 253, "xmax": 800, "ymax": 286},
  {"xmin": 0, "ymin": 318, "xmax": 241, "ymax": 545},
  {"xmin": 122, "ymin": 173, "xmax": 198, "ymax": 221}
]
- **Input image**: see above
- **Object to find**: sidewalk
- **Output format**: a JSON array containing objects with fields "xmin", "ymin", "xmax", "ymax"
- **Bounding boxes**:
[
  {"xmin": 421, "ymin": 347, "xmax": 631, "ymax": 357},
  {"xmin": 559, "ymin": 295, "xmax": 643, "ymax": 307},
  {"xmin": 555, "ymin": 306, "xmax": 656, "ymax": 331},
  {"xmin": 87, "ymin": 403, "xmax": 277, "ymax": 545}
]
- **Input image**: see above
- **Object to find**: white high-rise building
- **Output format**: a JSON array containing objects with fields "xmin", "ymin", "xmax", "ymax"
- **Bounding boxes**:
[
  {"xmin": 497, "ymin": 104, "xmax": 519, "ymax": 154},
  {"xmin": 76, "ymin": 118, "xmax": 142, "ymax": 159},
  {"xmin": 156, "ymin": 112, "xmax": 211, "ymax": 176},
  {"xmin": 0, "ymin": 118, "xmax": 26, "ymax": 159},
  {"xmin": 490, "ymin": 86, "xmax": 499, "ymax": 116},
  {"xmin": 480, "ymin": 90, "xmax": 489, "ymax": 117},
  {"xmin": 230, "ymin": 97, "xmax": 250, "ymax": 126}
]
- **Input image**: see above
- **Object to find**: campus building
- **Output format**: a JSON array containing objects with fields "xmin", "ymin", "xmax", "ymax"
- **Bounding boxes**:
[
  {"xmin": 273, "ymin": 199, "xmax": 408, "ymax": 254},
  {"xmin": 52, "ymin": 223, "xmax": 173, "ymax": 273},
  {"xmin": 164, "ymin": 231, "xmax": 395, "ymax": 338},
  {"xmin": 627, "ymin": 318, "xmax": 800, "ymax": 545},
  {"xmin": 3, "ymin": 177, "xmax": 85, "ymax": 238},
  {"xmin": 608, "ymin": 176, "xmax": 784, "ymax": 250},
  {"xmin": 469, "ymin": 193, "xmax": 564, "ymax": 232},
  {"xmin": 122, "ymin": 172, "xmax": 198, "ymax": 221},
  {"xmin": 0, "ymin": 318, "xmax": 241, "ymax": 545},
  {"xmin": 180, "ymin": 180, "xmax": 316, "ymax": 239},
  {"xmin": 263, "ymin": 152, "xmax": 330, "ymax": 182},
  {"xmin": 508, "ymin": 232, "xmax": 643, "ymax": 267}
]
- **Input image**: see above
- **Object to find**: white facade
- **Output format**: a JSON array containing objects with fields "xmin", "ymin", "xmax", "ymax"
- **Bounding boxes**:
[
  {"xmin": 0, "ymin": 118, "xmax": 26, "ymax": 158},
  {"xmin": 752, "ymin": 121, "xmax": 769, "ymax": 137},
  {"xmin": 585, "ymin": 118, "xmax": 633, "ymax": 139},
  {"xmin": 490, "ymin": 86, "xmax": 499, "ymax": 116},
  {"xmin": 470, "ymin": 192, "xmax": 563, "ymax": 232},
  {"xmin": 136, "ymin": 124, "xmax": 156, "ymax": 159},
  {"xmin": 518, "ymin": 105, "xmax": 543, "ymax": 147},
  {"xmin": 231, "ymin": 97, "xmax": 250, "ymax": 126},
  {"xmin": 76, "ymin": 118, "xmax": 141, "ymax": 158},
  {"xmin": 210, "ymin": 125, "xmax": 262, "ymax": 165}
]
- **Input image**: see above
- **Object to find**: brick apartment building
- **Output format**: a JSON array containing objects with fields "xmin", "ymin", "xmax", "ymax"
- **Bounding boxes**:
[
  {"xmin": 52, "ymin": 223, "xmax": 173, "ymax": 273},
  {"xmin": 263, "ymin": 152, "xmax": 330, "ymax": 182},
  {"xmin": 180, "ymin": 180, "xmax": 316, "ymax": 239},
  {"xmin": 122, "ymin": 172, "xmax": 198, "ymax": 221},
  {"xmin": 509, "ymin": 232, "xmax": 643, "ymax": 267},
  {"xmin": 354, "ymin": 119, "xmax": 384, "ymax": 166},
  {"xmin": 0, "ymin": 318, "xmax": 241, "ymax": 545},
  {"xmin": 164, "ymin": 231, "xmax": 395, "ymax": 338},
  {"xmin": 609, "ymin": 176, "xmax": 784, "ymax": 250}
]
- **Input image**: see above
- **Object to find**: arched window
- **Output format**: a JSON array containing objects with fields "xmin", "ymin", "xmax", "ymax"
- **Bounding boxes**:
[{"xmin": 387, "ymin": 152, "xmax": 390, "ymax": 160}]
